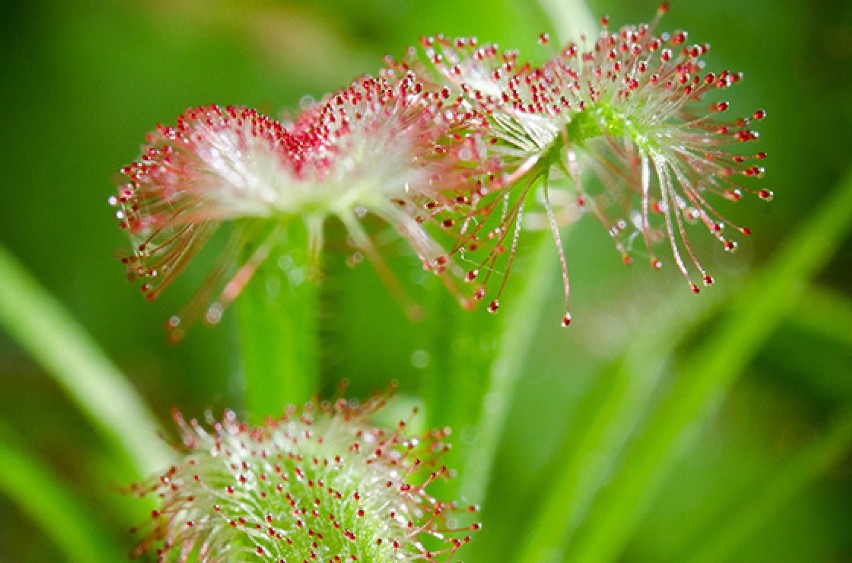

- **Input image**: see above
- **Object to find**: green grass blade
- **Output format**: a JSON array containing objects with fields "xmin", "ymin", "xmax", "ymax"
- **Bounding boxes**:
[
  {"xmin": 0, "ymin": 423, "xmax": 128, "ymax": 562},
  {"xmin": 565, "ymin": 167, "xmax": 852, "ymax": 563},
  {"xmin": 684, "ymin": 407, "xmax": 852, "ymax": 563},
  {"xmin": 791, "ymin": 286, "xmax": 852, "ymax": 348},
  {"xmin": 516, "ymin": 291, "xmax": 725, "ymax": 562},
  {"xmin": 0, "ymin": 244, "xmax": 170, "ymax": 475},
  {"xmin": 539, "ymin": 0, "xmax": 596, "ymax": 43}
]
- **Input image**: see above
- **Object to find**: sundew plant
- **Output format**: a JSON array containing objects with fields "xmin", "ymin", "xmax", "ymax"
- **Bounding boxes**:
[{"xmin": 1, "ymin": 0, "xmax": 851, "ymax": 562}]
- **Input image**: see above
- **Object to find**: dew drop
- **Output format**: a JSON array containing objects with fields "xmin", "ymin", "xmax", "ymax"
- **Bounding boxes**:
[
  {"xmin": 487, "ymin": 300, "xmax": 499, "ymax": 314},
  {"xmin": 205, "ymin": 303, "xmax": 224, "ymax": 325},
  {"xmin": 411, "ymin": 350, "xmax": 430, "ymax": 369},
  {"xmin": 757, "ymin": 189, "xmax": 774, "ymax": 201},
  {"xmin": 651, "ymin": 258, "xmax": 663, "ymax": 270},
  {"xmin": 561, "ymin": 313, "xmax": 572, "ymax": 327}
]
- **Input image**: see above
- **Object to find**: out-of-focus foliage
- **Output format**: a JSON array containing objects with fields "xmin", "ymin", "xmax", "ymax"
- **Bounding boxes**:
[{"xmin": 0, "ymin": 0, "xmax": 849, "ymax": 561}]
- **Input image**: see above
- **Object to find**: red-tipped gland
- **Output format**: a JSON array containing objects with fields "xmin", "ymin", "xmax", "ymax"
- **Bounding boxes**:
[
  {"xmin": 487, "ymin": 300, "xmax": 500, "ymax": 314},
  {"xmin": 561, "ymin": 313, "xmax": 572, "ymax": 327},
  {"xmin": 724, "ymin": 189, "xmax": 743, "ymax": 201}
]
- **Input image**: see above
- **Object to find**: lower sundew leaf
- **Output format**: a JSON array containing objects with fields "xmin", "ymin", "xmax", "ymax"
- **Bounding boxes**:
[
  {"xmin": 130, "ymin": 391, "xmax": 481, "ymax": 562},
  {"xmin": 564, "ymin": 168, "xmax": 852, "ymax": 563},
  {"xmin": 0, "ymin": 423, "xmax": 127, "ymax": 563}
]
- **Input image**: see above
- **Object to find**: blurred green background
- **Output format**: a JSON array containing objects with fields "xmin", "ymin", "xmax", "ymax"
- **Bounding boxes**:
[{"xmin": 1, "ymin": 0, "xmax": 850, "ymax": 561}]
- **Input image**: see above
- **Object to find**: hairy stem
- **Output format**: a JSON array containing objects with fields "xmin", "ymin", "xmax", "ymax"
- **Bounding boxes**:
[{"xmin": 236, "ymin": 220, "xmax": 321, "ymax": 420}]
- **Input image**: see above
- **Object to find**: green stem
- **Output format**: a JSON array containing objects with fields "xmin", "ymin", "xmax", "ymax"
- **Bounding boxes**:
[
  {"xmin": 420, "ymin": 285, "xmax": 499, "ymax": 503},
  {"xmin": 0, "ymin": 243, "xmax": 169, "ymax": 475},
  {"xmin": 418, "ymin": 226, "xmax": 558, "ymax": 506},
  {"xmin": 0, "ymin": 423, "xmax": 128, "ymax": 563},
  {"xmin": 684, "ymin": 407, "xmax": 852, "ymax": 563},
  {"xmin": 565, "ymin": 168, "xmax": 852, "ymax": 562},
  {"xmin": 459, "ymin": 235, "xmax": 560, "ymax": 502},
  {"xmin": 236, "ymin": 219, "xmax": 321, "ymax": 420}
]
